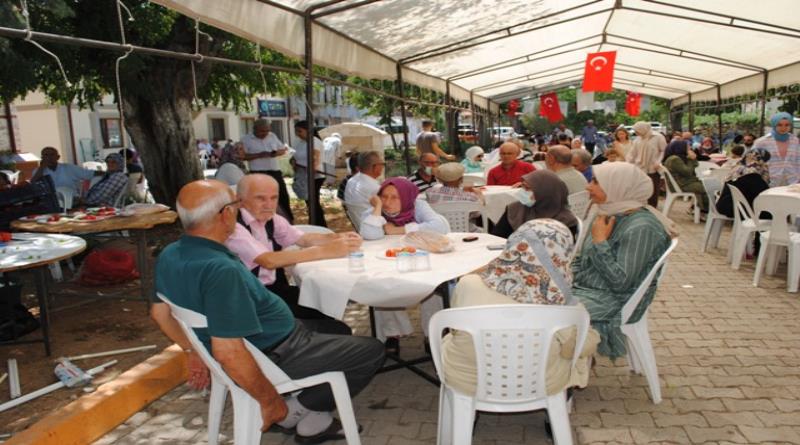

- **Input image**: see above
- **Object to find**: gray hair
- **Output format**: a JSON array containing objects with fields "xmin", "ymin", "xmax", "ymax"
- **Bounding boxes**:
[
  {"xmin": 253, "ymin": 119, "xmax": 270, "ymax": 130},
  {"xmin": 237, "ymin": 173, "xmax": 277, "ymax": 199},
  {"xmin": 548, "ymin": 145, "xmax": 573, "ymax": 165},
  {"xmin": 571, "ymin": 148, "xmax": 592, "ymax": 167},
  {"xmin": 357, "ymin": 151, "xmax": 382, "ymax": 171},
  {"xmin": 176, "ymin": 186, "xmax": 232, "ymax": 230}
]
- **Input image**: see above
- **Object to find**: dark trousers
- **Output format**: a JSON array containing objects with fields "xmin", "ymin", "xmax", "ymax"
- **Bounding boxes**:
[
  {"xmin": 264, "ymin": 322, "xmax": 385, "ymax": 411},
  {"xmin": 584, "ymin": 142, "xmax": 596, "ymax": 154},
  {"xmin": 307, "ymin": 177, "xmax": 327, "ymax": 227},
  {"xmin": 253, "ymin": 170, "xmax": 294, "ymax": 223},
  {"xmin": 265, "ymin": 280, "xmax": 350, "ymax": 335},
  {"xmin": 648, "ymin": 172, "xmax": 661, "ymax": 207}
]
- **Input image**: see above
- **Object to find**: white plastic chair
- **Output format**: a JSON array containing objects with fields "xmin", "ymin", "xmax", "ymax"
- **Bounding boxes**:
[
  {"xmin": 0, "ymin": 170, "xmax": 19, "ymax": 184},
  {"xmin": 620, "ymin": 238, "xmax": 678, "ymax": 404},
  {"xmin": 429, "ymin": 200, "xmax": 487, "ymax": 233},
  {"xmin": 567, "ymin": 191, "xmax": 590, "ymax": 221},
  {"xmin": 343, "ymin": 202, "xmax": 371, "ymax": 232},
  {"xmin": 752, "ymin": 195, "xmax": 800, "ymax": 293},
  {"xmin": 569, "ymin": 218, "xmax": 585, "ymax": 264},
  {"xmin": 55, "ymin": 187, "xmax": 74, "ymax": 212},
  {"xmin": 699, "ymin": 177, "xmax": 733, "ymax": 253},
  {"xmin": 293, "ymin": 224, "xmax": 334, "ymax": 235},
  {"xmin": 532, "ymin": 161, "xmax": 547, "ymax": 170},
  {"xmin": 659, "ymin": 168, "xmax": 700, "ymax": 224},
  {"xmin": 199, "ymin": 151, "xmax": 210, "ymax": 170},
  {"xmin": 158, "ymin": 293, "xmax": 362, "ymax": 445},
  {"xmin": 428, "ymin": 304, "xmax": 590, "ymax": 445},
  {"xmin": 727, "ymin": 185, "xmax": 771, "ymax": 270}
]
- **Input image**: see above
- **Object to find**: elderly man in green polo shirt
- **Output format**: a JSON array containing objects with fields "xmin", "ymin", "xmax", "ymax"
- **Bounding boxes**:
[{"xmin": 150, "ymin": 179, "xmax": 384, "ymax": 443}]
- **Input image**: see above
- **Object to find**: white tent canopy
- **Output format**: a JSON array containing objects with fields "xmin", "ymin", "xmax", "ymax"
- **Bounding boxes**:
[{"xmin": 153, "ymin": 0, "xmax": 800, "ymax": 106}]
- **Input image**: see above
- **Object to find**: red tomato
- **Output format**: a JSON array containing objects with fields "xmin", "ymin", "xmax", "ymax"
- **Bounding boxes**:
[{"xmin": 385, "ymin": 249, "xmax": 397, "ymax": 258}]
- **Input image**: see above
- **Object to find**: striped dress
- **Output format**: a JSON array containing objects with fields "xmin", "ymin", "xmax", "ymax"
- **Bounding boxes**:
[{"xmin": 572, "ymin": 209, "xmax": 670, "ymax": 359}]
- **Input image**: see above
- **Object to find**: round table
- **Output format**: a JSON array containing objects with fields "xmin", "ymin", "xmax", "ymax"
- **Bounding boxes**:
[
  {"xmin": 479, "ymin": 185, "xmax": 519, "ymax": 224},
  {"xmin": 0, "ymin": 233, "xmax": 86, "ymax": 355}
]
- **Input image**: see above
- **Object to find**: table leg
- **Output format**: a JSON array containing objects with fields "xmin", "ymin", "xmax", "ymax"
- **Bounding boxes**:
[
  {"xmin": 32, "ymin": 266, "xmax": 51, "ymax": 356},
  {"xmin": 136, "ymin": 230, "xmax": 150, "ymax": 302}
]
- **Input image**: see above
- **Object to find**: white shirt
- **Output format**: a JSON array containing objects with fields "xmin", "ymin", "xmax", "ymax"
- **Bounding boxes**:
[
  {"xmin": 214, "ymin": 163, "xmax": 245, "ymax": 186},
  {"xmin": 343, "ymin": 172, "xmax": 380, "ymax": 206},
  {"xmin": 34, "ymin": 163, "xmax": 96, "ymax": 195},
  {"xmin": 322, "ymin": 136, "xmax": 341, "ymax": 173},
  {"xmin": 293, "ymin": 137, "xmax": 325, "ymax": 179},
  {"xmin": 241, "ymin": 132, "xmax": 284, "ymax": 171}
]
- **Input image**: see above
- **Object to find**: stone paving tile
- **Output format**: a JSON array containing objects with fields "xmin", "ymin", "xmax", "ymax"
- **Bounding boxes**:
[{"xmin": 94, "ymin": 200, "xmax": 800, "ymax": 444}]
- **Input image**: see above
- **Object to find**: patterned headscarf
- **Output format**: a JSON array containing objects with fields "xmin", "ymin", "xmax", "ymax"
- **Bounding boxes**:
[
  {"xmin": 480, "ymin": 219, "xmax": 574, "ymax": 305},
  {"xmin": 727, "ymin": 150, "xmax": 770, "ymax": 184},
  {"xmin": 104, "ymin": 153, "xmax": 124, "ymax": 172},
  {"xmin": 219, "ymin": 143, "xmax": 245, "ymax": 169},
  {"xmin": 379, "ymin": 177, "xmax": 419, "ymax": 226},
  {"xmin": 771, "ymin": 112, "xmax": 794, "ymax": 142}
]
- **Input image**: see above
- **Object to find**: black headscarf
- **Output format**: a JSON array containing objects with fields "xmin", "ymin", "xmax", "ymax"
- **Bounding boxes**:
[
  {"xmin": 505, "ymin": 169, "xmax": 578, "ymax": 231},
  {"xmin": 664, "ymin": 140, "xmax": 689, "ymax": 161}
]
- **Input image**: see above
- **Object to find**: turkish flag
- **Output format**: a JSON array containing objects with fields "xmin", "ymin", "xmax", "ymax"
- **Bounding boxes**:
[
  {"xmin": 539, "ymin": 92, "xmax": 563, "ymax": 123},
  {"xmin": 582, "ymin": 51, "xmax": 617, "ymax": 92},
  {"xmin": 625, "ymin": 91, "xmax": 642, "ymax": 116},
  {"xmin": 507, "ymin": 99, "xmax": 519, "ymax": 117}
]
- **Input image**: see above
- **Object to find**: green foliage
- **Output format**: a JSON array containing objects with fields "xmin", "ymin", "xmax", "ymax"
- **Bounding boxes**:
[{"xmin": 681, "ymin": 111, "xmax": 761, "ymax": 133}]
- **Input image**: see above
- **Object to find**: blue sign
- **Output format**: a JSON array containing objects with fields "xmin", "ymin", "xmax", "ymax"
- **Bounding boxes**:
[{"xmin": 257, "ymin": 99, "xmax": 287, "ymax": 117}]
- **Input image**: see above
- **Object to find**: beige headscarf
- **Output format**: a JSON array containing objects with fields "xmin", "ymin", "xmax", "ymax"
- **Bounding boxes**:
[{"xmin": 592, "ymin": 162, "xmax": 679, "ymax": 238}]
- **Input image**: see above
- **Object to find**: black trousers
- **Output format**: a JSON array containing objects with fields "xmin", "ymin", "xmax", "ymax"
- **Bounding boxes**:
[
  {"xmin": 264, "ymin": 322, "xmax": 385, "ymax": 412},
  {"xmin": 648, "ymin": 172, "xmax": 661, "ymax": 208},
  {"xmin": 265, "ymin": 280, "xmax": 350, "ymax": 335},
  {"xmin": 252, "ymin": 170, "xmax": 294, "ymax": 224},
  {"xmin": 307, "ymin": 177, "xmax": 327, "ymax": 227}
]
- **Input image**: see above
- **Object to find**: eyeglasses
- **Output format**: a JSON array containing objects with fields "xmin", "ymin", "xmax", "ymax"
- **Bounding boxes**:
[{"xmin": 218, "ymin": 199, "xmax": 241, "ymax": 214}]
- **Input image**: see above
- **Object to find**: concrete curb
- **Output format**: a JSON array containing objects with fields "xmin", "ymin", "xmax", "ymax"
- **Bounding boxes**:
[{"xmin": 5, "ymin": 345, "xmax": 186, "ymax": 445}]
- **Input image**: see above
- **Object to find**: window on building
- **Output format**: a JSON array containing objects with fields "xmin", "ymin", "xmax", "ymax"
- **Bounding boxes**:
[
  {"xmin": 100, "ymin": 118, "xmax": 124, "ymax": 148},
  {"xmin": 241, "ymin": 118, "xmax": 254, "ymax": 137},
  {"xmin": 209, "ymin": 118, "xmax": 227, "ymax": 141},
  {"xmin": 268, "ymin": 120, "xmax": 285, "ymax": 142}
]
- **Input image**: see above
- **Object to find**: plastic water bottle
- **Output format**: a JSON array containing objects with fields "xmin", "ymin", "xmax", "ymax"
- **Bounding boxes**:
[
  {"xmin": 396, "ymin": 252, "xmax": 414, "ymax": 273},
  {"xmin": 415, "ymin": 250, "xmax": 431, "ymax": 271},
  {"xmin": 348, "ymin": 251, "xmax": 365, "ymax": 273},
  {"xmin": 54, "ymin": 358, "xmax": 92, "ymax": 387}
]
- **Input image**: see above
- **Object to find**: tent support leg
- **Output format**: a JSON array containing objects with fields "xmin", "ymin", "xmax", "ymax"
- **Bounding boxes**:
[{"xmin": 396, "ymin": 63, "xmax": 412, "ymax": 176}]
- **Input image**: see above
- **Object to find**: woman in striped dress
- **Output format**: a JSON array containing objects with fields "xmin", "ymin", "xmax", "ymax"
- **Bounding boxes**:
[{"xmin": 572, "ymin": 162, "xmax": 676, "ymax": 359}]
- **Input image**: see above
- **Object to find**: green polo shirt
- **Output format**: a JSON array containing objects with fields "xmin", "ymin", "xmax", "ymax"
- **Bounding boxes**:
[{"xmin": 155, "ymin": 235, "xmax": 294, "ymax": 352}]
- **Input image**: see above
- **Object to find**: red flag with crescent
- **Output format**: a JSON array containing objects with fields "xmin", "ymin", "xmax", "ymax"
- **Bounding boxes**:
[
  {"xmin": 539, "ymin": 92, "xmax": 563, "ymax": 123},
  {"xmin": 582, "ymin": 50, "xmax": 617, "ymax": 92},
  {"xmin": 507, "ymin": 99, "xmax": 520, "ymax": 117},
  {"xmin": 625, "ymin": 91, "xmax": 642, "ymax": 116}
]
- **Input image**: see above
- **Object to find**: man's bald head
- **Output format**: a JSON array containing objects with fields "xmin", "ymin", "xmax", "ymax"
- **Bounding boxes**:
[
  {"xmin": 176, "ymin": 180, "xmax": 234, "ymax": 230},
  {"xmin": 420, "ymin": 152, "xmax": 438, "ymax": 164},
  {"xmin": 548, "ymin": 145, "xmax": 573, "ymax": 166},
  {"xmin": 499, "ymin": 142, "xmax": 520, "ymax": 166}
]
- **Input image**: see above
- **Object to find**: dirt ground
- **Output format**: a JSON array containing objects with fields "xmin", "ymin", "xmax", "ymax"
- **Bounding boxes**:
[{"xmin": 0, "ymin": 195, "xmax": 354, "ymax": 436}]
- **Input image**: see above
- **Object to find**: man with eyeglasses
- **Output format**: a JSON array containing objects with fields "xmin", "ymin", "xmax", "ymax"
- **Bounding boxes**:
[
  {"xmin": 408, "ymin": 152, "xmax": 440, "ymax": 192},
  {"xmin": 226, "ymin": 174, "xmax": 361, "ymax": 334},
  {"xmin": 151, "ymin": 179, "xmax": 383, "ymax": 442}
]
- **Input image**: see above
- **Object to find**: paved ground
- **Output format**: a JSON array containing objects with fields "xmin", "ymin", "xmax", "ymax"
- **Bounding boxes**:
[{"xmin": 95, "ymin": 200, "xmax": 800, "ymax": 444}]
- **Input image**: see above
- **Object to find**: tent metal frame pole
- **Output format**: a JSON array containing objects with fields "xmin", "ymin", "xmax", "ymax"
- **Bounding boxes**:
[
  {"xmin": 303, "ymin": 9, "xmax": 318, "ymax": 225},
  {"xmin": 621, "ymin": 5, "xmax": 800, "ymax": 41},
  {"xmin": 401, "ymin": 6, "xmax": 613, "ymax": 64},
  {"xmin": 396, "ymin": 63, "xmax": 412, "ymax": 176},
  {"xmin": 612, "ymin": 77, "xmax": 689, "ymax": 94},
  {"xmin": 640, "ymin": 0, "xmax": 800, "ymax": 35},
  {"xmin": 716, "ymin": 86, "xmax": 723, "ymax": 147},
  {"xmin": 473, "ymin": 63, "xmax": 585, "ymax": 93},
  {"xmin": 688, "ymin": 93, "xmax": 694, "ymax": 131},
  {"xmin": 447, "ymin": 38, "xmax": 601, "ymax": 81},
  {"xmin": 615, "ymin": 63, "xmax": 718, "ymax": 86},
  {"xmin": 3, "ymin": 103, "xmax": 17, "ymax": 153},
  {"xmin": 312, "ymin": 0, "xmax": 382, "ymax": 19},
  {"xmin": 605, "ymin": 34, "xmax": 765, "ymax": 72},
  {"xmin": 760, "ymin": 72, "xmax": 769, "ymax": 136},
  {"xmin": 445, "ymin": 81, "xmax": 456, "ymax": 156},
  {"xmin": 470, "ymin": 91, "xmax": 476, "ymax": 136}
]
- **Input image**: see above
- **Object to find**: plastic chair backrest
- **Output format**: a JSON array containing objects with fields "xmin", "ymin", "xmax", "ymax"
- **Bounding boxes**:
[
  {"xmin": 429, "ymin": 200, "xmax": 483, "ymax": 233},
  {"xmin": 753, "ymin": 194, "xmax": 800, "ymax": 246},
  {"xmin": 728, "ymin": 184, "xmax": 756, "ymax": 224},
  {"xmin": 700, "ymin": 177, "xmax": 724, "ymax": 217},
  {"xmin": 157, "ymin": 293, "xmax": 293, "ymax": 390},
  {"xmin": 532, "ymin": 161, "xmax": 547, "ymax": 171},
  {"xmin": 56, "ymin": 187, "xmax": 74, "ymax": 212},
  {"xmin": 429, "ymin": 304, "xmax": 589, "ymax": 405},
  {"xmin": 344, "ymin": 202, "xmax": 370, "ymax": 231},
  {"xmin": 567, "ymin": 191, "xmax": 590, "ymax": 220},
  {"xmin": 0, "ymin": 170, "xmax": 19, "ymax": 184},
  {"xmin": 659, "ymin": 168, "xmax": 684, "ymax": 194},
  {"xmin": 293, "ymin": 224, "xmax": 334, "ymax": 235},
  {"xmin": 621, "ymin": 238, "xmax": 678, "ymax": 325}
]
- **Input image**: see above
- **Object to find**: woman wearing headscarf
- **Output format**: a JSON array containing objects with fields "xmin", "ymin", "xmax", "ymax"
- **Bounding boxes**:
[
  {"xmin": 626, "ymin": 121, "xmax": 667, "ymax": 207},
  {"xmin": 461, "ymin": 146, "xmax": 485, "ymax": 173},
  {"xmin": 752, "ymin": 112, "xmax": 800, "ymax": 187},
  {"xmin": 214, "ymin": 142, "xmax": 247, "ymax": 185},
  {"xmin": 491, "ymin": 170, "xmax": 579, "ymax": 239},
  {"xmin": 442, "ymin": 219, "xmax": 599, "ymax": 396},
  {"xmin": 360, "ymin": 177, "xmax": 450, "ymax": 352},
  {"xmin": 572, "ymin": 162, "xmax": 674, "ymax": 360},
  {"xmin": 715, "ymin": 150, "xmax": 771, "ymax": 218},
  {"xmin": 84, "ymin": 153, "xmax": 129, "ymax": 207},
  {"xmin": 360, "ymin": 177, "xmax": 449, "ymax": 240},
  {"xmin": 662, "ymin": 139, "xmax": 708, "ymax": 212}
]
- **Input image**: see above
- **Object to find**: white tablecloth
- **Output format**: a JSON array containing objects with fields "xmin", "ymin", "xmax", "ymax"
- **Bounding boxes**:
[
  {"xmin": 0, "ymin": 233, "xmax": 86, "ymax": 271},
  {"xmin": 762, "ymin": 185, "xmax": 800, "ymax": 199},
  {"xmin": 480, "ymin": 185, "xmax": 519, "ymax": 223},
  {"xmin": 294, "ymin": 232, "xmax": 506, "ymax": 319}
]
